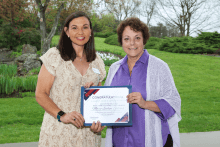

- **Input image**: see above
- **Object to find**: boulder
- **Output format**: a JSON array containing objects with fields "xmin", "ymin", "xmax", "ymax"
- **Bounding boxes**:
[
  {"xmin": 23, "ymin": 54, "xmax": 41, "ymax": 71},
  {"xmin": 0, "ymin": 48, "xmax": 14, "ymax": 64},
  {"xmin": 15, "ymin": 53, "xmax": 41, "ymax": 76},
  {"xmin": 22, "ymin": 44, "xmax": 37, "ymax": 54}
]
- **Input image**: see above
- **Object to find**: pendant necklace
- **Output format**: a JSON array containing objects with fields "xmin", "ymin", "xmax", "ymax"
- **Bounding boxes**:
[{"xmin": 77, "ymin": 53, "xmax": 83, "ymax": 62}]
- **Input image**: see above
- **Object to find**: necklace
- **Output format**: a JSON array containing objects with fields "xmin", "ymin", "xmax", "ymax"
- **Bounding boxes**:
[{"xmin": 76, "ymin": 53, "xmax": 84, "ymax": 62}]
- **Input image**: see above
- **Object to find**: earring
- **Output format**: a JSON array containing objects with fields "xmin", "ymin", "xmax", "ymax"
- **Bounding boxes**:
[{"xmin": 68, "ymin": 35, "xmax": 69, "ymax": 38}]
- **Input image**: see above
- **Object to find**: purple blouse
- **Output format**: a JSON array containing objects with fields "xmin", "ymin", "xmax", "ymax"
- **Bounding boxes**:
[{"xmin": 110, "ymin": 50, "xmax": 175, "ymax": 147}]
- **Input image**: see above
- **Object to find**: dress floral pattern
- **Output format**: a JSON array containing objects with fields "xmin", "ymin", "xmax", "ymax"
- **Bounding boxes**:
[{"xmin": 38, "ymin": 47, "xmax": 106, "ymax": 147}]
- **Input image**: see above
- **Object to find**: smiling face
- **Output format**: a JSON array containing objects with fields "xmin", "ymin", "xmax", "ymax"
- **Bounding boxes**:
[
  {"xmin": 122, "ymin": 26, "xmax": 145, "ymax": 58},
  {"xmin": 64, "ymin": 16, "xmax": 91, "ymax": 48}
]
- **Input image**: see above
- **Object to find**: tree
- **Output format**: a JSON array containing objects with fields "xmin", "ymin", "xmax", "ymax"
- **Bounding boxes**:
[
  {"xmin": 57, "ymin": 0, "xmax": 94, "ymax": 35},
  {"xmin": 34, "ymin": 0, "xmax": 64, "ymax": 54},
  {"xmin": 98, "ymin": 13, "xmax": 118, "ymax": 33},
  {"xmin": 149, "ymin": 22, "xmax": 181, "ymax": 37},
  {"xmin": 102, "ymin": 0, "xmax": 141, "ymax": 21},
  {"xmin": 0, "ymin": 0, "xmax": 29, "ymax": 26},
  {"xmin": 155, "ymin": 0, "xmax": 216, "ymax": 36},
  {"xmin": 139, "ymin": 0, "xmax": 157, "ymax": 25},
  {"xmin": 34, "ymin": 0, "xmax": 99, "ymax": 54}
]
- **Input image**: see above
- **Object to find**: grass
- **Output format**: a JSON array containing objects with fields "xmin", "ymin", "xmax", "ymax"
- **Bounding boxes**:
[{"xmin": 0, "ymin": 36, "xmax": 220, "ymax": 144}]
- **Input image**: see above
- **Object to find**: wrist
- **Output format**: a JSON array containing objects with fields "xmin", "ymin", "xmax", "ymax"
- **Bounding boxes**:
[
  {"xmin": 144, "ymin": 101, "xmax": 148, "ymax": 109},
  {"xmin": 57, "ymin": 110, "xmax": 65, "ymax": 122}
]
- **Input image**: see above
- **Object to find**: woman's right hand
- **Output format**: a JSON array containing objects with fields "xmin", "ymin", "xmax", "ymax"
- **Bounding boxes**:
[{"xmin": 60, "ymin": 111, "xmax": 85, "ymax": 128}]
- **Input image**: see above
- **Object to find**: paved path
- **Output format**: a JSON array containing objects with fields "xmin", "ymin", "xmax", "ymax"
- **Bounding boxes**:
[{"xmin": 1, "ymin": 131, "xmax": 220, "ymax": 147}]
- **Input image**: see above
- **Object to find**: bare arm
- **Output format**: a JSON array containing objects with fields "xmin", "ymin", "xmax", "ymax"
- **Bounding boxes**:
[
  {"xmin": 35, "ymin": 64, "xmax": 61, "ymax": 118},
  {"xmin": 143, "ymin": 101, "xmax": 161, "ymax": 113},
  {"xmin": 127, "ymin": 92, "xmax": 161, "ymax": 113}
]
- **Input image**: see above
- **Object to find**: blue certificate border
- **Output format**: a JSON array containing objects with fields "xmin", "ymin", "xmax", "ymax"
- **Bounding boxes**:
[{"xmin": 81, "ymin": 85, "xmax": 132, "ymax": 126}]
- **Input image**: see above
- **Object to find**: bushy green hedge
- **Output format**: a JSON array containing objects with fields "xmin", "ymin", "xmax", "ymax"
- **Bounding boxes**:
[
  {"xmin": 158, "ymin": 36, "xmax": 214, "ymax": 54},
  {"xmin": 196, "ymin": 32, "xmax": 220, "ymax": 49},
  {"xmin": 0, "ymin": 24, "xmax": 41, "ymax": 51},
  {"xmin": 94, "ymin": 32, "xmax": 116, "ymax": 38},
  {"xmin": 19, "ymin": 28, "xmax": 41, "ymax": 51},
  {"xmin": 104, "ymin": 34, "xmax": 121, "ymax": 46},
  {"xmin": 145, "ymin": 37, "xmax": 162, "ymax": 49}
]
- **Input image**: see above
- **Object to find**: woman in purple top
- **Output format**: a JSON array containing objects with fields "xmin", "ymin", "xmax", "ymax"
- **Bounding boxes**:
[{"xmin": 104, "ymin": 17, "xmax": 181, "ymax": 147}]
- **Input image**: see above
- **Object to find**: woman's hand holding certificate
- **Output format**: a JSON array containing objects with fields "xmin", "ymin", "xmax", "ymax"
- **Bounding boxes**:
[
  {"xmin": 84, "ymin": 82, "xmax": 105, "ymax": 133},
  {"xmin": 81, "ymin": 86, "xmax": 132, "ymax": 126}
]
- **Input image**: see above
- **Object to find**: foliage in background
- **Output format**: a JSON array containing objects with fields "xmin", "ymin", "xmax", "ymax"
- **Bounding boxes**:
[
  {"xmin": 145, "ymin": 37, "xmax": 162, "ymax": 49},
  {"xmin": 0, "ymin": 23, "xmax": 20, "ymax": 50},
  {"xmin": 0, "ymin": 0, "xmax": 30, "ymax": 27},
  {"xmin": 94, "ymin": 32, "xmax": 116, "ymax": 38},
  {"xmin": 104, "ymin": 34, "xmax": 121, "ymax": 46},
  {"xmin": 0, "ymin": 24, "xmax": 41, "ymax": 51},
  {"xmin": 0, "ymin": 64, "xmax": 17, "ymax": 78},
  {"xmin": 195, "ymin": 31, "xmax": 220, "ymax": 48},
  {"xmin": 103, "ymin": 59, "xmax": 119, "ymax": 66},
  {"xmin": 0, "ymin": 64, "xmax": 38, "ymax": 95},
  {"xmin": 158, "ymin": 36, "xmax": 215, "ymax": 54},
  {"xmin": 19, "ymin": 28, "xmax": 41, "ymax": 51},
  {"xmin": 91, "ymin": 13, "xmax": 118, "ymax": 34}
]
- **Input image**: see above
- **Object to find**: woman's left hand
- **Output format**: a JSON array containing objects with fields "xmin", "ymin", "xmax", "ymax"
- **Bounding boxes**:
[
  {"xmin": 90, "ymin": 121, "xmax": 105, "ymax": 133},
  {"xmin": 84, "ymin": 81, "xmax": 95, "ymax": 88},
  {"xmin": 127, "ymin": 92, "xmax": 146, "ymax": 109}
]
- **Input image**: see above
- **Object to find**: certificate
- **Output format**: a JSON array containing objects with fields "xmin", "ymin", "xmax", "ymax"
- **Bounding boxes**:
[{"xmin": 81, "ymin": 86, "xmax": 132, "ymax": 126}]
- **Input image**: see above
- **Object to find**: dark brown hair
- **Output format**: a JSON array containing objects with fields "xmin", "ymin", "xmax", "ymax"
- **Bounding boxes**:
[
  {"xmin": 117, "ymin": 17, "xmax": 150, "ymax": 46},
  {"xmin": 57, "ymin": 11, "xmax": 96, "ymax": 62}
]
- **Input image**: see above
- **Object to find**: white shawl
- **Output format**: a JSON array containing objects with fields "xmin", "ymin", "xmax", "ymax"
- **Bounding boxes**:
[{"xmin": 104, "ymin": 54, "xmax": 182, "ymax": 147}]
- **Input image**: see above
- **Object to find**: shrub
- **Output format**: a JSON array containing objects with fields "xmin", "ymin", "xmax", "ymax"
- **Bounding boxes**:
[
  {"xmin": 0, "ymin": 23, "xmax": 20, "ymax": 50},
  {"xmin": 94, "ymin": 32, "xmax": 116, "ymax": 38},
  {"xmin": 104, "ymin": 59, "xmax": 119, "ymax": 66},
  {"xmin": 158, "ymin": 36, "xmax": 214, "ymax": 54},
  {"xmin": 104, "ymin": 34, "xmax": 121, "ymax": 46},
  {"xmin": 145, "ymin": 37, "xmax": 162, "ymax": 49},
  {"xmin": 19, "ymin": 28, "xmax": 41, "ymax": 51},
  {"xmin": 195, "ymin": 32, "xmax": 220, "ymax": 46},
  {"xmin": 0, "ymin": 24, "xmax": 41, "ymax": 51}
]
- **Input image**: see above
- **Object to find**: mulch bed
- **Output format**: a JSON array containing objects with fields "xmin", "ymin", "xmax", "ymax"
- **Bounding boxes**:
[
  {"xmin": 0, "ymin": 91, "xmax": 23, "ymax": 98},
  {"xmin": 194, "ymin": 49, "xmax": 220, "ymax": 57}
]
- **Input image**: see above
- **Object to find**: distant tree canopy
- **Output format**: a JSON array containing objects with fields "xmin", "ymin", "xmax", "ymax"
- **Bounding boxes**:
[
  {"xmin": 149, "ymin": 23, "xmax": 181, "ymax": 38},
  {"xmin": 0, "ymin": 0, "xmax": 30, "ymax": 26}
]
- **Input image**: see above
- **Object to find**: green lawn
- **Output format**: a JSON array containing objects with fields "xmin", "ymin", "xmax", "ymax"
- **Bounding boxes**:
[{"xmin": 0, "ymin": 36, "xmax": 219, "ymax": 144}]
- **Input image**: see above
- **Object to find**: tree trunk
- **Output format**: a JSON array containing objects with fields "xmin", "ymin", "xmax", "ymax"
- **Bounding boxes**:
[
  {"xmin": 11, "ymin": 3, "xmax": 14, "ymax": 27},
  {"xmin": 35, "ymin": 0, "xmax": 64, "ymax": 54},
  {"xmin": 41, "ymin": 3, "xmax": 64, "ymax": 54}
]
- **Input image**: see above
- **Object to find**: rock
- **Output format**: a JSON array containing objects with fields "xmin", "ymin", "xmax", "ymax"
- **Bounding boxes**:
[
  {"xmin": 23, "ymin": 54, "xmax": 41, "ymax": 71},
  {"xmin": 15, "ymin": 53, "xmax": 41, "ymax": 76},
  {"xmin": 0, "ymin": 48, "xmax": 14, "ymax": 64},
  {"xmin": 22, "ymin": 44, "xmax": 37, "ymax": 54},
  {"xmin": 15, "ymin": 54, "xmax": 30, "ymax": 62}
]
